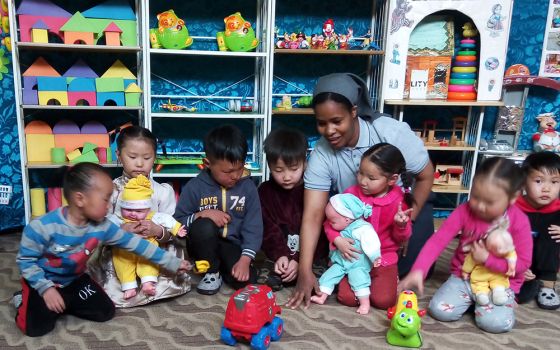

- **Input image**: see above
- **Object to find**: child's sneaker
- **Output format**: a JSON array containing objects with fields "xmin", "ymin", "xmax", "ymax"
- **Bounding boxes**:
[
  {"xmin": 196, "ymin": 272, "xmax": 222, "ymax": 295},
  {"xmin": 11, "ymin": 291, "xmax": 22, "ymax": 309},
  {"xmin": 266, "ymin": 274, "xmax": 284, "ymax": 292},
  {"xmin": 537, "ymin": 287, "xmax": 560, "ymax": 310}
]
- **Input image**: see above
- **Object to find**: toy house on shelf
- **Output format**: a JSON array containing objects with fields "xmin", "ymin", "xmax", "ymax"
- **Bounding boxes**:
[
  {"xmin": 420, "ymin": 117, "xmax": 468, "ymax": 147},
  {"xmin": 382, "ymin": 0, "xmax": 513, "ymax": 102},
  {"xmin": 21, "ymin": 57, "xmax": 141, "ymax": 106},
  {"xmin": 434, "ymin": 164, "xmax": 464, "ymax": 187},
  {"xmin": 17, "ymin": 0, "xmax": 137, "ymax": 46}
]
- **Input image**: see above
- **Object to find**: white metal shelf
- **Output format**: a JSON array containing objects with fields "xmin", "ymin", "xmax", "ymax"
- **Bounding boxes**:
[
  {"xmin": 16, "ymin": 42, "xmax": 142, "ymax": 53},
  {"xmin": 151, "ymin": 112, "xmax": 266, "ymax": 119},
  {"xmin": 21, "ymin": 105, "xmax": 142, "ymax": 111},
  {"xmin": 27, "ymin": 162, "xmax": 122, "ymax": 169},
  {"xmin": 149, "ymin": 48, "xmax": 267, "ymax": 57},
  {"xmin": 384, "ymin": 99, "xmax": 505, "ymax": 107},
  {"xmin": 153, "ymin": 171, "xmax": 264, "ymax": 178}
]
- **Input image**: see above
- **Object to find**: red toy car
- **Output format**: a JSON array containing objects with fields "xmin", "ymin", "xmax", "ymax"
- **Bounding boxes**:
[{"xmin": 221, "ymin": 284, "xmax": 283, "ymax": 350}]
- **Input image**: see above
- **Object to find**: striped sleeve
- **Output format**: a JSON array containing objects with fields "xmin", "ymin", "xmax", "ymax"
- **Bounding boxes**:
[
  {"xmin": 101, "ymin": 221, "xmax": 181, "ymax": 272},
  {"xmin": 16, "ymin": 220, "xmax": 55, "ymax": 295}
]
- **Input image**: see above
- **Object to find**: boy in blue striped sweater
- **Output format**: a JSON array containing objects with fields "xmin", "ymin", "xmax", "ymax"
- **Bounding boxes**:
[{"xmin": 15, "ymin": 163, "xmax": 191, "ymax": 337}]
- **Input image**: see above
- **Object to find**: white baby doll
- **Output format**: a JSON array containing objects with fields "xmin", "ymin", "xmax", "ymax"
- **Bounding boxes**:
[
  {"xmin": 310, "ymin": 193, "xmax": 381, "ymax": 314},
  {"xmin": 462, "ymin": 220, "xmax": 517, "ymax": 305},
  {"xmin": 111, "ymin": 175, "xmax": 186, "ymax": 299}
]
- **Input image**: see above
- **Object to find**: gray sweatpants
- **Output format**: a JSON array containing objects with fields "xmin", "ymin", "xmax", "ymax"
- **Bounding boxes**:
[{"xmin": 429, "ymin": 275, "xmax": 516, "ymax": 333}]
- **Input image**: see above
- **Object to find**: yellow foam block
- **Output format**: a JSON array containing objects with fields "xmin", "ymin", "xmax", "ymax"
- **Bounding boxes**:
[
  {"xmin": 30, "ymin": 188, "xmax": 46, "ymax": 218},
  {"xmin": 38, "ymin": 91, "xmax": 68, "ymax": 106},
  {"xmin": 26, "ymin": 134, "xmax": 55, "ymax": 162},
  {"xmin": 67, "ymin": 149, "xmax": 82, "ymax": 161}
]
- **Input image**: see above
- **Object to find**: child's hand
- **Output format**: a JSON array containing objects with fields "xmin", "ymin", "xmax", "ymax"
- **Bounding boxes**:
[
  {"xmin": 549, "ymin": 225, "xmax": 560, "ymax": 243},
  {"xmin": 121, "ymin": 221, "xmax": 143, "ymax": 234},
  {"xmin": 232, "ymin": 255, "xmax": 251, "ymax": 282},
  {"xmin": 274, "ymin": 256, "xmax": 289, "ymax": 275},
  {"xmin": 394, "ymin": 202, "xmax": 413, "ymax": 228},
  {"xmin": 398, "ymin": 270, "xmax": 425, "ymax": 296},
  {"xmin": 198, "ymin": 209, "xmax": 231, "ymax": 227},
  {"xmin": 506, "ymin": 263, "xmax": 516, "ymax": 278},
  {"xmin": 524, "ymin": 269, "xmax": 536, "ymax": 281},
  {"xmin": 470, "ymin": 240, "xmax": 489, "ymax": 264},
  {"xmin": 373, "ymin": 258, "xmax": 381, "ymax": 268},
  {"xmin": 177, "ymin": 225, "xmax": 187, "ymax": 238},
  {"xmin": 43, "ymin": 287, "xmax": 65, "ymax": 313},
  {"xmin": 177, "ymin": 259, "xmax": 193, "ymax": 274},
  {"xmin": 462, "ymin": 271, "xmax": 470, "ymax": 280},
  {"xmin": 333, "ymin": 236, "xmax": 360, "ymax": 261},
  {"xmin": 282, "ymin": 259, "xmax": 299, "ymax": 282}
]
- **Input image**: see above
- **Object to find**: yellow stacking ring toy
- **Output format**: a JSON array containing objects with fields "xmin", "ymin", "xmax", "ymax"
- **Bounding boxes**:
[
  {"xmin": 452, "ymin": 66, "xmax": 477, "ymax": 73},
  {"xmin": 455, "ymin": 55, "xmax": 477, "ymax": 62}
]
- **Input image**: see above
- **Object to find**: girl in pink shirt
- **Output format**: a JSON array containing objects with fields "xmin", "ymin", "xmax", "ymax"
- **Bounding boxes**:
[
  {"xmin": 325, "ymin": 143, "xmax": 413, "ymax": 309},
  {"xmin": 399, "ymin": 157, "xmax": 532, "ymax": 333}
]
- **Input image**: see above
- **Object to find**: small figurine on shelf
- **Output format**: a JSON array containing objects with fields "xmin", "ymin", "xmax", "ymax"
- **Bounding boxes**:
[
  {"xmin": 221, "ymin": 284, "xmax": 283, "ymax": 349},
  {"xmin": 533, "ymin": 112, "xmax": 560, "ymax": 153},
  {"xmin": 160, "ymin": 99, "xmax": 196, "ymax": 113},
  {"xmin": 322, "ymin": 18, "xmax": 336, "ymax": 42},
  {"xmin": 386, "ymin": 290, "xmax": 426, "ymax": 348},
  {"xmin": 149, "ymin": 10, "xmax": 193, "ymax": 50},
  {"xmin": 216, "ymin": 12, "xmax": 259, "ymax": 52},
  {"xmin": 297, "ymin": 32, "xmax": 310, "ymax": 49}
]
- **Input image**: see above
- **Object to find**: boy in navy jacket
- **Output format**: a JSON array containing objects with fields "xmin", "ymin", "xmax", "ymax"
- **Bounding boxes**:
[{"xmin": 175, "ymin": 125, "xmax": 263, "ymax": 295}]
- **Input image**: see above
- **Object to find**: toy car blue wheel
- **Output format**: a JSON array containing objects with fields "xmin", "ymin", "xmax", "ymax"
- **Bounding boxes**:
[
  {"xmin": 220, "ymin": 326, "xmax": 237, "ymax": 346},
  {"xmin": 269, "ymin": 317, "xmax": 284, "ymax": 341},
  {"xmin": 250, "ymin": 326, "xmax": 271, "ymax": 350}
]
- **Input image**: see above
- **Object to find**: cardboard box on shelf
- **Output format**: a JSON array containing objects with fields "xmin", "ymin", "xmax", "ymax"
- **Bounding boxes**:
[{"xmin": 404, "ymin": 56, "xmax": 452, "ymax": 100}]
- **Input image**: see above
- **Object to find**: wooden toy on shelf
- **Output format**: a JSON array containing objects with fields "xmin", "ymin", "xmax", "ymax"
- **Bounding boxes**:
[
  {"xmin": 450, "ymin": 116, "xmax": 467, "ymax": 146},
  {"xmin": 434, "ymin": 164, "xmax": 464, "ymax": 187}
]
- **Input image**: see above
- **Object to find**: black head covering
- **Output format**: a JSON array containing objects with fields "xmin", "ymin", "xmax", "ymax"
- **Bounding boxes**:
[{"xmin": 313, "ymin": 73, "xmax": 377, "ymax": 120}]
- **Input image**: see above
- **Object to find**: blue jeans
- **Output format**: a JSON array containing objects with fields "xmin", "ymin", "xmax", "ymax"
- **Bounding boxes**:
[{"xmin": 429, "ymin": 275, "xmax": 516, "ymax": 333}]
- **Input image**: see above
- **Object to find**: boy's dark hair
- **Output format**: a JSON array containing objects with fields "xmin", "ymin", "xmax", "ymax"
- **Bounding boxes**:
[
  {"xmin": 312, "ymin": 92, "xmax": 353, "ymax": 113},
  {"xmin": 474, "ymin": 157, "xmax": 524, "ymax": 199},
  {"xmin": 362, "ymin": 143, "xmax": 414, "ymax": 208},
  {"xmin": 116, "ymin": 125, "xmax": 157, "ymax": 153},
  {"xmin": 522, "ymin": 152, "xmax": 560, "ymax": 176},
  {"xmin": 264, "ymin": 128, "xmax": 307, "ymax": 167},
  {"xmin": 204, "ymin": 125, "xmax": 248, "ymax": 163},
  {"xmin": 63, "ymin": 162, "xmax": 110, "ymax": 200}
]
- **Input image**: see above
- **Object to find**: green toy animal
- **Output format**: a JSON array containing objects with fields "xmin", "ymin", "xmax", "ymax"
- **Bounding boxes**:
[
  {"xmin": 149, "ymin": 10, "xmax": 193, "ymax": 50},
  {"xmin": 216, "ymin": 12, "xmax": 259, "ymax": 52},
  {"xmin": 386, "ymin": 290, "xmax": 426, "ymax": 348}
]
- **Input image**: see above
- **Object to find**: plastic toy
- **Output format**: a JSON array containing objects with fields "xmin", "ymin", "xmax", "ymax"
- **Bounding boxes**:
[
  {"xmin": 533, "ymin": 112, "xmax": 560, "ymax": 153},
  {"xmin": 221, "ymin": 284, "xmax": 283, "ymax": 349},
  {"xmin": 386, "ymin": 290, "xmax": 426, "ymax": 348},
  {"xmin": 160, "ymin": 99, "xmax": 196, "ymax": 112},
  {"xmin": 149, "ymin": 10, "xmax": 193, "ymax": 50},
  {"xmin": 216, "ymin": 12, "xmax": 259, "ymax": 52}
]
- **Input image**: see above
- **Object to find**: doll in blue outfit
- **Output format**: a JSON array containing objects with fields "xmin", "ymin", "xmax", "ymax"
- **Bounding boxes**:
[{"xmin": 311, "ymin": 193, "xmax": 381, "ymax": 314}]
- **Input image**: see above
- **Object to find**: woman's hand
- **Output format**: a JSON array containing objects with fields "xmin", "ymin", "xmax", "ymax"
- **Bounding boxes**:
[
  {"xmin": 197, "ymin": 209, "xmax": 231, "ymax": 227},
  {"xmin": 398, "ymin": 270, "xmax": 425, "ymax": 296},
  {"xmin": 121, "ymin": 221, "xmax": 143, "ymax": 234},
  {"xmin": 286, "ymin": 268, "xmax": 321, "ymax": 309},
  {"xmin": 333, "ymin": 236, "xmax": 360, "ymax": 261},
  {"xmin": 139, "ymin": 220, "xmax": 164, "ymax": 239},
  {"xmin": 43, "ymin": 287, "xmax": 65, "ymax": 314}
]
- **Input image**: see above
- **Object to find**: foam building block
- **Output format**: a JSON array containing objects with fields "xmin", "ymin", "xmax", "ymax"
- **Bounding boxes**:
[
  {"xmin": 37, "ymin": 76, "xmax": 67, "ymax": 91},
  {"xmin": 53, "ymin": 120, "xmax": 109, "ymax": 153},
  {"xmin": 102, "ymin": 60, "xmax": 136, "ymax": 79},
  {"xmin": 64, "ymin": 59, "xmax": 98, "ymax": 106},
  {"xmin": 60, "ymin": 12, "xmax": 95, "ymax": 45},
  {"xmin": 24, "ymin": 120, "xmax": 55, "ymax": 162},
  {"xmin": 82, "ymin": 142, "xmax": 97, "ymax": 154},
  {"xmin": 71, "ymin": 151, "xmax": 99, "ymax": 164},
  {"xmin": 64, "ymin": 59, "xmax": 99, "ymax": 78},
  {"xmin": 17, "ymin": 0, "xmax": 72, "ymax": 43},
  {"xmin": 66, "ymin": 149, "xmax": 81, "ymax": 161},
  {"xmin": 125, "ymin": 82, "xmax": 142, "ymax": 106},
  {"xmin": 82, "ymin": 0, "xmax": 137, "ymax": 46},
  {"xmin": 38, "ymin": 91, "xmax": 68, "ymax": 105},
  {"xmin": 22, "ymin": 57, "xmax": 60, "ymax": 105},
  {"xmin": 31, "ymin": 19, "xmax": 49, "ymax": 43},
  {"xmin": 104, "ymin": 22, "xmax": 122, "ymax": 46}
]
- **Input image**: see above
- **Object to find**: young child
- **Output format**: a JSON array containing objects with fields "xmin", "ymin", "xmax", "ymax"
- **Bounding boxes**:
[
  {"xmin": 96, "ymin": 125, "xmax": 188, "ymax": 307},
  {"xmin": 174, "ymin": 125, "xmax": 263, "ymax": 295},
  {"xmin": 327, "ymin": 143, "xmax": 413, "ymax": 309},
  {"xmin": 15, "ymin": 163, "xmax": 191, "ymax": 337},
  {"xmin": 258, "ymin": 127, "xmax": 328, "ymax": 291},
  {"xmin": 399, "ymin": 157, "xmax": 532, "ymax": 334},
  {"xmin": 311, "ymin": 193, "xmax": 381, "ymax": 314},
  {"xmin": 110, "ymin": 175, "xmax": 186, "ymax": 299},
  {"xmin": 516, "ymin": 152, "xmax": 560, "ymax": 310},
  {"xmin": 462, "ymin": 219, "xmax": 517, "ymax": 305}
]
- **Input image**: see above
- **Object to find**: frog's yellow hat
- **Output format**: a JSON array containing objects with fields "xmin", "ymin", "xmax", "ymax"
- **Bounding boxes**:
[{"xmin": 120, "ymin": 175, "xmax": 153, "ymax": 209}]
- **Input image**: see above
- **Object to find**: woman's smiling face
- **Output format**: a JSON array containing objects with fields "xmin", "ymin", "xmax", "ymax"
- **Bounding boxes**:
[{"xmin": 314, "ymin": 100, "xmax": 359, "ymax": 149}]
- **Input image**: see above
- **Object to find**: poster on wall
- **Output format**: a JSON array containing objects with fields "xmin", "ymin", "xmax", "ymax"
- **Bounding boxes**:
[{"xmin": 539, "ymin": 0, "xmax": 560, "ymax": 76}]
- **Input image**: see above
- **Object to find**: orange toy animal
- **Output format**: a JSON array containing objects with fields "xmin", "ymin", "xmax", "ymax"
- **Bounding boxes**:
[
  {"xmin": 224, "ymin": 12, "xmax": 251, "ymax": 36},
  {"xmin": 157, "ymin": 10, "xmax": 185, "ymax": 32}
]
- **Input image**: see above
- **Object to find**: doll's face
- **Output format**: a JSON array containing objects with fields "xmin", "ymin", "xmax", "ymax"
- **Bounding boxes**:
[
  {"xmin": 485, "ymin": 230, "xmax": 513, "ymax": 257},
  {"xmin": 325, "ymin": 203, "xmax": 352, "ymax": 231},
  {"xmin": 121, "ymin": 207, "xmax": 150, "ymax": 221}
]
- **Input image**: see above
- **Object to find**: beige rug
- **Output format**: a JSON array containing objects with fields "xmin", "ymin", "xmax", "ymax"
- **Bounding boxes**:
[{"xmin": 1, "ymin": 232, "xmax": 558, "ymax": 350}]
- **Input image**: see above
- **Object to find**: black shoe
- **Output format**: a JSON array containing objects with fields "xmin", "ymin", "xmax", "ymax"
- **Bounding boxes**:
[{"xmin": 266, "ymin": 274, "xmax": 283, "ymax": 292}]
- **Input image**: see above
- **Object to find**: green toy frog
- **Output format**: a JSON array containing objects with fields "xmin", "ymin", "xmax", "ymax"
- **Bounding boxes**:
[
  {"xmin": 149, "ymin": 10, "xmax": 193, "ymax": 50},
  {"xmin": 216, "ymin": 12, "xmax": 259, "ymax": 52}
]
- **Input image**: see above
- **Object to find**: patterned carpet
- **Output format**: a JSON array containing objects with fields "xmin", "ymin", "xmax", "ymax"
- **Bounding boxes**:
[{"xmin": 1, "ymin": 231, "xmax": 559, "ymax": 350}]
